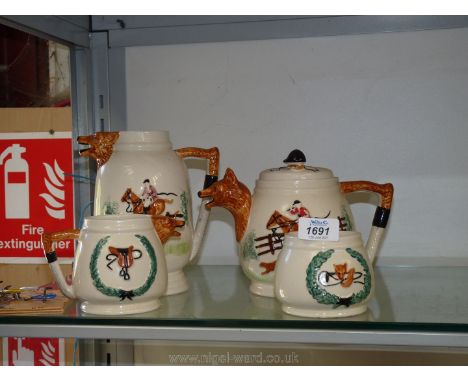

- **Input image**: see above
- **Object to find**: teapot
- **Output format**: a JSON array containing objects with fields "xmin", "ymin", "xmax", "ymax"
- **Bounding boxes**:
[
  {"xmin": 198, "ymin": 149, "xmax": 393, "ymax": 297},
  {"xmin": 77, "ymin": 131, "xmax": 219, "ymax": 295},
  {"xmin": 41, "ymin": 215, "xmax": 168, "ymax": 315}
]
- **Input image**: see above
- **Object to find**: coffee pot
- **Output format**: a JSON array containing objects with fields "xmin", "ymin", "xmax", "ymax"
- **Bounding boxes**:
[
  {"xmin": 77, "ymin": 131, "xmax": 219, "ymax": 295},
  {"xmin": 199, "ymin": 149, "xmax": 393, "ymax": 297}
]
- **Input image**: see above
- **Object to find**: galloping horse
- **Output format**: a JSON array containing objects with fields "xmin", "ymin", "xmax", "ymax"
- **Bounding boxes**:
[
  {"xmin": 121, "ymin": 188, "xmax": 173, "ymax": 216},
  {"xmin": 252, "ymin": 211, "xmax": 299, "ymax": 275},
  {"xmin": 266, "ymin": 210, "xmax": 298, "ymax": 234},
  {"xmin": 262, "ymin": 210, "xmax": 331, "ymax": 275}
]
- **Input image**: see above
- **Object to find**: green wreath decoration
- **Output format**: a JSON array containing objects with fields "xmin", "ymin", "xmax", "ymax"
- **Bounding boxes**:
[
  {"xmin": 89, "ymin": 234, "xmax": 158, "ymax": 301},
  {"xmin": 305, "ymin": 248, "xmax": 371, "ymax": 308},
  {"xmin": 346, "ymin": 247, "xmax": 372, "ymax": 305}
]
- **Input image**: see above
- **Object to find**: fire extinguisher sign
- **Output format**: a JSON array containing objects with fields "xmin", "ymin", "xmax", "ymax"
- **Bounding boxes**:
[
  {"xmin": 0, "ymin": 132, "xmax": 75, "ymax": 263},
  {"xmin": 3, "ymin": 337, "xmax": 65, "ymax": 366}
]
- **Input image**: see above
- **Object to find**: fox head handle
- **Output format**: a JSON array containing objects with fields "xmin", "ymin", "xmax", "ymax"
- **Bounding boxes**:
[{"xmin": 77, "ymin": 132, "xmax": 120, "ymax": 168}]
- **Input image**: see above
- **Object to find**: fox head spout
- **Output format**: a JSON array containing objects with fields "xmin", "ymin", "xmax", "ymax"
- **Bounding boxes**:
[
  {"xmin": 77, "ymin": 132, "xmax": 119, "ymax": 167},
  {"xmin": 198, "ymin": 168, "xmax": 251, "ymax": 242}
]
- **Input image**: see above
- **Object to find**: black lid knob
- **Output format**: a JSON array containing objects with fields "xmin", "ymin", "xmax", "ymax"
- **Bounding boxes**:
[{"xmin": 283, "ymin": 149, "xmax": 306, "ymax": 164}]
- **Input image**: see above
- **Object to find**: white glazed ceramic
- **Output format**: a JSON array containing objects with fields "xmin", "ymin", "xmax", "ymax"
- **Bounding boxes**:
[
  {"xmin": 199, "ymin": 149, "xmax": 393, "ymax": 298},
  {"xmin": 275, "ymin": 232, "xmax": 374, "ymax": 318},
  {"xmin": 42, "ymin": 215, "xmax": 167, "ymax": 315},
  {"xmin": 78, "ymin": 131, "xmax": 219, "ymax": 295},
  {"xmin": 241, "ymin": 164, "xmax": 353, "ymax": 298}
]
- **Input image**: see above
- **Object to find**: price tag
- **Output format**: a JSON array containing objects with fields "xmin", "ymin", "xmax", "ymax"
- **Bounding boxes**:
[{"xmin": 298, "ymin": 218, "xmax": 339, "ymax": 241}]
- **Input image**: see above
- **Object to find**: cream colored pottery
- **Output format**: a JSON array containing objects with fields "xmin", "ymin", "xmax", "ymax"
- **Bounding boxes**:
[
  {"xmin": 77, "ymin": 131, "xmax": 219, "ymax": 295},
  {"xmin": 275, "ymin": 232, "xmax": 374, "ymax": 318},
  {"xmin": 199, "ymin": 149, "xmax": 393, "ymax": 298},
  {"xmin": 42, "ymin": 215, "xmax": 167, "ymax": 315}
]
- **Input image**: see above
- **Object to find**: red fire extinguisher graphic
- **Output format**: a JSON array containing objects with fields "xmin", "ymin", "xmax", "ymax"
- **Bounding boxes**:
[{"xmin": 0, "ymin": 144, "xmax": 30, "ymax": 219}]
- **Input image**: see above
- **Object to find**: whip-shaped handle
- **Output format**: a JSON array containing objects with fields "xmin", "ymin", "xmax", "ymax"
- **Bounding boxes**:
[
  {"xmin": 175, "ymin": 147, "xmax": 220, "ymax": 263},
  {"xmin": 340, "ymin": 181, "xmax": 394, "ymax": 264},
  {"xmin": 41, "ymin": 229, "xmax": 80, "ymax": 299}
]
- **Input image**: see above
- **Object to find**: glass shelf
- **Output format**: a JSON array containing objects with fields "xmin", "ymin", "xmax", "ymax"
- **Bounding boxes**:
[{"xmin": 1, "ymin": 265, "xmax": 468, "ymax": 348}]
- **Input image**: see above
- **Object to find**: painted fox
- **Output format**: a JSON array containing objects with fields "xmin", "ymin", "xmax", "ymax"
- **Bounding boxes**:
[
  {"xmin": 333, "ymin": 263, "xmax": 355, "ymax": 288},
  {"xmin": 151, "ymin": 215, "xmax": 185, "ymax": 244}
]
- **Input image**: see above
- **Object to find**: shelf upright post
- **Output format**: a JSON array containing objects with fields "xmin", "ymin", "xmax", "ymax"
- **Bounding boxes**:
[
  {"xmin": 89, "ymin": 32, "xmax": 111, "ymax": 133},
  {"xmin": 70, "ymin": 44, "xmax": 95, "ymax": 227}
]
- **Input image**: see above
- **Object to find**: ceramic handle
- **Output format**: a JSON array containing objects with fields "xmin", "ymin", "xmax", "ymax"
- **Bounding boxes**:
[
  {"xmin": 175, "ymin": 147, "xmax": 220, "ymax": 186},
  {"xmin": 41, "ymin": 229, "xmax": 80, "ymax": 299},
  {"xmin": 340, "ymin": 181, "xmax": 394, "ymax": 263},
  {"xmin": 175, "ymin": 147, "xmax": 220, "ymax": 262}
]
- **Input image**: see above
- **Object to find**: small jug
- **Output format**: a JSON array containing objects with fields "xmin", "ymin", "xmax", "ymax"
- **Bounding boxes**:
[
  {"xmin": 275, "ymin": 231, "xmax": 373, "ymax": 318},
  {"xmin": 41, "ymin": 215, "xmax": 167, "ymax": 315}
]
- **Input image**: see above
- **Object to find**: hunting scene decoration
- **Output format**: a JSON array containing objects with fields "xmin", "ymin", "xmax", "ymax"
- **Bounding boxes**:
[
  {"xmin": 120, "ymin": 178, "xmax": 185, "ymax": 222},
  {"xmin": 99, "ymin": 178, "xmax": 189, "ymax": 246},
  {"xmin": 244, "ymin": 200, "xmax": 353, "ymax": 276}
]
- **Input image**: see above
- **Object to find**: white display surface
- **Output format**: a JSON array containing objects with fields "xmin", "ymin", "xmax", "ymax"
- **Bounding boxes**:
[{"xmin": 126, "ymin": 27, "xmax": 468, "ymax": 265}]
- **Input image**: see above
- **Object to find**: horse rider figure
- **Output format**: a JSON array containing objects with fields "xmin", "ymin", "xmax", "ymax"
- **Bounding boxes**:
[
  {"xmin": 287, "ymin": 200, "xmax": 310, "ymax": 219},
  {"xmin": 141, "ymin": 179, "xmax": 158, "ymax": 208}
]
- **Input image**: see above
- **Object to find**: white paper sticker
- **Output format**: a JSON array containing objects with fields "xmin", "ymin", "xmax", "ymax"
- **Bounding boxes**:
[{"xmin": 298, "ymin": 218, "xmax": 340, "ymax": 241}]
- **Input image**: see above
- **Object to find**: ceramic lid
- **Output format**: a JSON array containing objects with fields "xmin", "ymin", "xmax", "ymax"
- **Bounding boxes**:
[{"xmin": 258, "ymin": 149, "xmax": 335, "ymax": 182}]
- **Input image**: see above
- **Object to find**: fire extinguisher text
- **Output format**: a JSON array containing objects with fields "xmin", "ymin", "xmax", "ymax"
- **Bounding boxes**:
[{"xmin": 22, "ymin": 224, "xmax": 44, "ymax": 235}]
